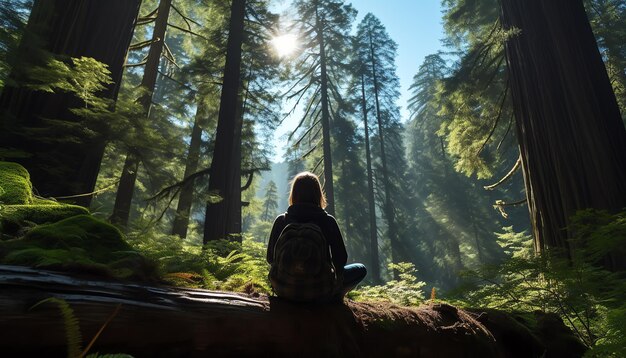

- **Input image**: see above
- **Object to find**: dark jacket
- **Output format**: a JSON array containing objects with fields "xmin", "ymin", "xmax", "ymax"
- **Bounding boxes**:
[{"xmin": 266, "ymin": 203, "xmax": 348, "ymax": 274}]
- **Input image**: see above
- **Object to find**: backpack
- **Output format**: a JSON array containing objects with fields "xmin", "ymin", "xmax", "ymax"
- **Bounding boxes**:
[{"xmin": 269, "ymin": 223, "xmax": 339, "ymax": 302}]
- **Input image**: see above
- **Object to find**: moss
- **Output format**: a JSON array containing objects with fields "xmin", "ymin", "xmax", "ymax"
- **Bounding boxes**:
[
  {"xmin": 0, "ymin": 204, "xmax": 89, "ymax": 237},
  {"xmin": 31, "ymin": 197, "xmax": 62, "ymax": 206},
  {"xmin": 0, "ymin": 215, "xmax": 159, "ymax": 281},
  {"xmin": 0, "ymin": 162, "xmax": 32, "ymax": 205}
]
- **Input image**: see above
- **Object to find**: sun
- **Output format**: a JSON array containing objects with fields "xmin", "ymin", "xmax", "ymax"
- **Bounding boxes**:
[{"xmin": 271, "ymin": 34, "xmax": 298, "ymax": 58}]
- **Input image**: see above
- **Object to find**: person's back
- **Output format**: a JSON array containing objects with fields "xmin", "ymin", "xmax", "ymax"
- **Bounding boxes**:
[{"xmin": 266, "ymin": 172, "xmax": 366, "ymax": 303}]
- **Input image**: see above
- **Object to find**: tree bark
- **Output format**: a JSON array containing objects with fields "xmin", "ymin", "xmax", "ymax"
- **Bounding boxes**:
[
  {"xmin": 315, "ymin": 2, "xmax": 336, "ymax": 216},
  {"xmin": 360, "ymin": 73, "xmax": 381, "ymax": 284},
  {"xmin": 0, "ymin": 265, "xmax": 585, "ymax": 357},
  {"xmin": 225, "ymin": 84, "xmax": 248, "ymax": 242},
  {"xmin": 203, "ymin": 0, "xmax": 246, "ymax": 243},
  {"xmin": 110, "ymin": 0, "xmax": 173, "ymax": 227},
  {"xmin": 0, "ymin": 0, "xmax": 141, "ymax": 207},
  {"xmin": 500, "ymin": 0, "xmax": 626, "ymax": 270},
  {"xmin": 171, "ymin": 108, "xmax": 204, "ymax": 239}
]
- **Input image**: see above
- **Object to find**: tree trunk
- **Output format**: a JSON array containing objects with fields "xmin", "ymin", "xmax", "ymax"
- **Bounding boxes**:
[
  {"xmin": 171, "ymin": 108, "xmax": 204, "ymax": 239},
  {"xmin": 110, "ymin": 0, "xmax": 173, "ymax": 227},
  {"xmin": 225, "ymin": 84, "xmax": 248, "ymax": 242},
  {"xmin": 203, "ymin": 0, "xmax": 246, "ymax": 243},
  {"xmin": 315, "ymin": 2, "xmax": 336, "ymax": 216},
  {"xmin": 500, "ymin": 0, "xmax": 626, "ymax": 270},
  {"xmin": 0, "ymin": 265, "xmax": 586, "ymax": 357},
  {"xmin": 110, "ymin": 153, "xmax": 139, "ymax": 226},
  {"xmin": 367, "ymin": 29, "xmax": 402, "ymax": 266},
  {"xmin": 0, "ymin": 0, "xmax": 141, "ymax": 207},
  {"xmin": 360, "ymin": 73, "xmax": 381, "ymax": 284}
]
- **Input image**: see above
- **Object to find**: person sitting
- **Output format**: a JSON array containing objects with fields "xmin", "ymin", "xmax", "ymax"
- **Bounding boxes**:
[{"xmin": 267, "ymin": 171, "xmax": 367, "ymax": 302}]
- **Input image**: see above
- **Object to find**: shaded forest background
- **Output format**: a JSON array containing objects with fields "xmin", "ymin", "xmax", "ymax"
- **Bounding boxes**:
[{"xmin": 1, "ymin": 0, "xmax": 625, "ymax": 355}]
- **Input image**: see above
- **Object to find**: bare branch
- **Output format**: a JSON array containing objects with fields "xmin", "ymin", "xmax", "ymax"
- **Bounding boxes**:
[
  {"xmin": 167, "ymin": 23, "xmax": 208, "ymax": 40},
  {"xmin": 484, "ymin": 154, "xmax": 522, "ymax": 190}
]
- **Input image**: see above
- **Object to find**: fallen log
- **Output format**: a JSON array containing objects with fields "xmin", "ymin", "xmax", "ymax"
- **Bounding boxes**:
[{"xmin": 0, "ymin": 265, "xmax": 582, "ymax": 357}]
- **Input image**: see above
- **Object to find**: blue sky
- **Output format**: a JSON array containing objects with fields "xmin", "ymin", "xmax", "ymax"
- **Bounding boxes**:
[{"xmin": 271, "ymin": 1, "xmax": 446, "ymax": 162}]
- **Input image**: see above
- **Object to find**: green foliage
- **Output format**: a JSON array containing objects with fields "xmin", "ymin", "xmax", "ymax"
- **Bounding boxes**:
[
  {"xmin": 261, "ymin": 180, "xmax": 278, "ymax": 222},
  {"xmin": 457, "ymin": 211, "xmax": 626, "ymax": 354},
  {"xmin": 0, "ymin": 215, "xmax": 158, "ymax": 281},
  {"xmin": 0, "ymin": 161, "xmax": 32, "ymax": 204},
  {"xmin": 26, "ymin": 56, "xmax": 113, "ymax": 109},
  {"xmin": 350, "ymin": 262, "xmax": 426, "ymax": 306},
  {"xmin": 0, "ymin": 204, "xmax": 89, "ymax": 233},
  {"xmin": 127, "ymin": 229, "xmax": 270, "ymax": 294},
  {"xmin": 32, "ymin": 298, "xmax": 133, "ymax": 358},
  {"xmin": 31, "ymin": 297, "xmax": 83, "ymax": 358}
]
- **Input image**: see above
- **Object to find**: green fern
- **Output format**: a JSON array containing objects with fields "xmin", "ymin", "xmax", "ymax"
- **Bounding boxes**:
[{"xmin": 31, "ymin": 297, "xmax": 83, "ymax": 358}]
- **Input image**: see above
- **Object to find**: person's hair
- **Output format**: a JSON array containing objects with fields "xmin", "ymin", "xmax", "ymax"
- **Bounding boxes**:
[{"xmin": 288, "ymin": 171, "xmax": 327, "ymax": 209}]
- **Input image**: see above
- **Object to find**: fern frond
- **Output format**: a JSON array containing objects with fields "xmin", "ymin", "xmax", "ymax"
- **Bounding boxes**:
[{"xmin": 31, "ymin": 297, "xmax": 83, "ymax": 358}]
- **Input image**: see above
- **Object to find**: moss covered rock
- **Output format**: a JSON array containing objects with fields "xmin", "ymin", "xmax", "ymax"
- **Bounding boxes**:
[
  {"xmin": 0, "ymin": 204, "xmax": 89, "ymax": 236},
  {"xmin": 0, "ymin": 162, "xmax": 32, "ymax": 205},
  {"xmin": 0, "ymin": 215, "xmax": 158, "ymax": 281},
  {"xmin": 0, "ymin": 162, "xmax": 92, "ymax": 236}
]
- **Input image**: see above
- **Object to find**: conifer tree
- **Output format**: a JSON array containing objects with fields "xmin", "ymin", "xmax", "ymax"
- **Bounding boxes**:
[
  {"xmin": 203, "ymin": 0, "xmax": 246, "ymax": 243},
  {"xmin": 355, "ymin": 13, "xmax": 407, "ymax": 267},
  {"xmin": 286, "ymin": 0, "xmax": 357, "ymax": 216},
  {"xmin": 110, "ymin": 0, "xmax": 175, "ymax": 226},
  {"xmin": 0, "ymin": 0, "xmax": 141, "ymax": 207},
  {"xmin": 501, "ymin": 0, "xmax": 626, "ymax": 269},
  {"xmin": 261, "ymin": 180, "xmax": 278, "ymax": 222}
]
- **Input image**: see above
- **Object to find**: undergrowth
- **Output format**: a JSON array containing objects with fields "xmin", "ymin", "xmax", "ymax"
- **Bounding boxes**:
[
  {"xmin": 455, "ymin": 210, "xmax": 626, "ymax": 357},
  {"xmin": 126, "ymin": 228, "xmax": 271, "ymax": 295},
  {"xmin": 349, "ymin": 262, "xmax": 426, "ymax": 306}
]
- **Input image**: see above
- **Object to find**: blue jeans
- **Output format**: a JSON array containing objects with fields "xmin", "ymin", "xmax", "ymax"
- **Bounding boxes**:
[{"xmin": 339, "ymin": 263, "xmax": 367, "ymax": 297}]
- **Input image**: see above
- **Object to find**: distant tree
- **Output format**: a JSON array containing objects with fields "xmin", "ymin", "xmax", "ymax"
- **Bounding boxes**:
[
  {"xmin": 355, "ymin": 13, "xmax": 406, "ymax": 268},
  {"xmin": 286, "ymin": 0, "xmax": 357, "ymax": 216},
  {"xmin": 261, "ymin": 180, "xmax": 278, "ymax": 222},
  {"xmin": 353, "ymin": 61, "xmax": 380, "ymax": 283}
]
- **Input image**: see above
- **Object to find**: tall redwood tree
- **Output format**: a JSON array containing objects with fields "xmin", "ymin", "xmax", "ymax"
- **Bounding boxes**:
[
  {"xmin": 0, "ymin": 0, "xmax": 141, "ymax": 207},
  {"xmin": 501, "ymin": 0, "xmax": 626, "ymax": 269}
]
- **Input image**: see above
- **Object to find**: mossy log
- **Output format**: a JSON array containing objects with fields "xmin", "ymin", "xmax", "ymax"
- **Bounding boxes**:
[{"xmin": 0, "ymin": 265, "xmax": 583, "ymax": 357}]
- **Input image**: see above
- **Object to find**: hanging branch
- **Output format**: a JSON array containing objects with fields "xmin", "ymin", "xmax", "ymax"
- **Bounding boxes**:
[
  {"xmin": 147, "ymin": 167, "xmax": 211, "ymax": 202},
  {"xmin": 496, "ymin": 115, "xmax": 514, "ymax": 151},
  {"xmin": 493, "ymin": 199, "xmax": 528, "ymax": 219},
  {"xmin": 293, "ymin": 119, "xmax": 322, "ymax": 148},
  {"xmin": 167, "ymin": 23, "xmax": 208, "ymax": 40},
  {"xmin": 124, "ymin": 61, "xmax": 148, "ymax": 68},
  {"xmin": 484, "ymin": 154, "xmax": 522, "ymax": 190},
  {"xmin": 129, "ymin": 39, "xmax": 159, "ymax": 51},
  {"xmin": 162, "ymin": 43, "xmax": 180, "ymax": 68},
  {"xmin": 300, "ymin": 141, "xmax": 321, "ymax": 160},
  {"xmin": 288, "ymin": 97, "xmax": 320, "ymax": 142},
  {"xmin": 312, "ymin": 157, "xmax": 324, "ymax": 175},
  {"xmin": 170, "ymin": 4, "xmax": 202, "ymax": 30},
  {"xmin": 477, "ymin": 80, "xmax": 509, "ymax": 156},
  {"xmin": 137, "ymin": 7, "xmax": 159, "ymax": 25},
  {"xmin": 157, "ymin": 70, "xmax": 195, "ymax": 92}
]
